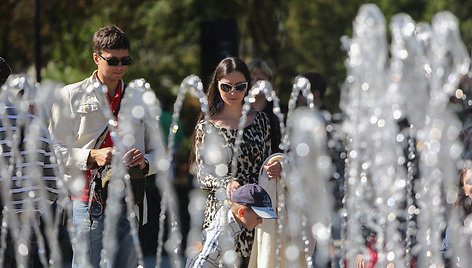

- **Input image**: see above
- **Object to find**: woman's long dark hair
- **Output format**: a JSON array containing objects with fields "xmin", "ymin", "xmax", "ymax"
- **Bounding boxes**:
[
  {"xmin": 455, "ymin": 168, "xmax": 472, "ymax": 218},
  {"xmin": 205, "ymin": 57, "xmax": 251, "ymax": 119},
  {"xmin": 188, "ymin": 57, "xmax": 251, "ymax": 173}
]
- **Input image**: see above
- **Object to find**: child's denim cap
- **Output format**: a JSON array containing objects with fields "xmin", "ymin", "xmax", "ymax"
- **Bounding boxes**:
[{"xmin": 231, "ymin": 183, "xmax": 277, "ymax": 219}]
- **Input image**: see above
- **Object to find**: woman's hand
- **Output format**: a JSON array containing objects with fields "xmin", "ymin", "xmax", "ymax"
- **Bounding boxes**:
[
  {"xmin": 226, "ymin": 180, "xmax": 241, "ymax": 200},
  {"xmin": 264, "ymin": 160, "xmax": 282, "ymax": 179}
]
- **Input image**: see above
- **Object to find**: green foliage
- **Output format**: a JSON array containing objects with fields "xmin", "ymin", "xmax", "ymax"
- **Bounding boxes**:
[
  {"xmin": 2, "ymin": 0, "xmax": 472, "ymax": 114},
  {"xmin": 2, "ymin": 0, "xmax": 472, "ymax": 182}
]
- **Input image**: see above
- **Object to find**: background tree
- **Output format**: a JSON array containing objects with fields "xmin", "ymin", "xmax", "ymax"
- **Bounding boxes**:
[
  {"xmin": 2, "ymin": 0, "xmax": 471, "ymax": 170},
  {"xmin": 2, "ymin": 0, "xmax": 472, "ymax": 260},
  {"xmin": 2, "ymin": 0, "xmax": 471, "ymax": 110}
]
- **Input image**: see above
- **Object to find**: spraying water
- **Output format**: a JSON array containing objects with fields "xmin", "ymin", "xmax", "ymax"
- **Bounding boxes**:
[
  {"xmin": 2, "ymin": 5, "xmax": 472, "ymax": 268},
  {"xmin": 0, "ymin": 75, "xmax": 66, "ymax": 267},
  {"xmin": 340, "ymin": 4, "xmax": 470, "ymax": 267}
]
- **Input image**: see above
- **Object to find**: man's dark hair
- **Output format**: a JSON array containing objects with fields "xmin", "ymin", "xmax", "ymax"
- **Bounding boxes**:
[
  {"xmin": 92, "ymin": 25, "xmax": 130, "ymax": 54},
  {"xmin": 0, "ymin": 57, "xmax": 12, "ymax": 86}
]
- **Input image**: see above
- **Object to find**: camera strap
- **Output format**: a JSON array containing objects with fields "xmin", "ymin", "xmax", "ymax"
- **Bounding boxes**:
[{"xmin": 88, "ymin": 82, "xmax": 127, "ymax": 220}]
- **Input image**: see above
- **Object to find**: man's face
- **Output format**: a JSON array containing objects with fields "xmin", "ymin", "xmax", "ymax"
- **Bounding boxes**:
[
  {"xmin": 241, "ymin": 208, "xmax": 263, "ymax": 230},
  {"xmin": 93, "ymin": 49, "xmax": 129, "ymax": 82}
]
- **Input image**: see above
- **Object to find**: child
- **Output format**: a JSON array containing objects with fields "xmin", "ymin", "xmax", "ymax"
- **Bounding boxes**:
[{"xmin": 186, "ymin": 184, "xmax": 278, "ymax": 268}]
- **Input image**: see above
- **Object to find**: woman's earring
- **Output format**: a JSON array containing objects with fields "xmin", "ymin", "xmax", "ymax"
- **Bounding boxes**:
[{"xmin": 217, "ymin": 100, "xmax": 223, "ymax": 110}]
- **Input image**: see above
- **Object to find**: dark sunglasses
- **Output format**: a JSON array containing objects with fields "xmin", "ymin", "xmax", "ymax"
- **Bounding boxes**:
[
  {"xmin": 98, "ymin": 54, "xmax": 132, "ymax": 66},
  {"xmin": 218, "ymin": 81, "xmax": 248, "ymax": 92}
]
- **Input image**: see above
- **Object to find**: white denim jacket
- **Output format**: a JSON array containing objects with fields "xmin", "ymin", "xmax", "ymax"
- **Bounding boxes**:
[{"xmin": 49, "ymin": 71, "xmax": 157, "ymax": 179}]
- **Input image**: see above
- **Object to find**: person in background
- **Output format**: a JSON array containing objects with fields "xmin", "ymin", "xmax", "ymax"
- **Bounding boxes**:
[
  {"xmin": 190, "ymin": 57, "xmax": 282, "ymax": 267},
  {"xmin": 247, "ymin": 59, "xmax": 287, "ymax": 153},
  {"xmin": 49, "ymin": 25, "xmax": 156, "ymax": 267},
  {"xmin": 0, "ymin": 57, "xmax": 11, "ymax": 85},
  {"xmin": 441, "ymin": 166, "xmax": 472, "ymax": 267},
  {"xmin": 0, "ymin": 58, "xmax": 58, "ymax": 267},
  {"xmin": 299, "ymin": 72, "xmax": 328, "ymax": 111}
]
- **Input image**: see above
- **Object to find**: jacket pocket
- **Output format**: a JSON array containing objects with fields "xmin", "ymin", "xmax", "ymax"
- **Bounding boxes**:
[
  {"xmin": 77, "ymin": 102, "xmax": 99, "ymax": 113},
  {"xmin": 75, "ymin": 101, "xmax": 104, "ymax": 137}
]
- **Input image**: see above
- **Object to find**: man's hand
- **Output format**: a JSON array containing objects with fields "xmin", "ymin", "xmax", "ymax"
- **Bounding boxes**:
[
  {"xmin": 89, "ymin": 147, "xmax": 113, "ymax": 166},
  {"xmin": 356, "ymin": 254, "xmax": 365, "ymax": 268},
  {"xmin": 123, "ymin": 148, "xmax": 147, "ymax": 170}
]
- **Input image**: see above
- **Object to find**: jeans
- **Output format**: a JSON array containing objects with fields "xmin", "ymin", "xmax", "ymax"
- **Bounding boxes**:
[{"xmin": 71, "ymin": 200, "xmax": 137, "ymax": 268}]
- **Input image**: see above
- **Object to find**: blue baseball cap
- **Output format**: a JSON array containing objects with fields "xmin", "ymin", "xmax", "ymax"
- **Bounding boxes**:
[{"xmin": 231, "ymin": 184, "xmax": 277, "ymax": 219}]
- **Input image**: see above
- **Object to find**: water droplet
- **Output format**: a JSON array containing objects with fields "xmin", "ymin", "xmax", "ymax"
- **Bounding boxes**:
[
  {"xmin": 396, "ymin": 133, "xmax": 405, "ymax": 142},
  {"xmin": 430, "ymin": 128, "xmax": 442, "ymax": 141},
  {"xmin": 370, "ymin": 115, "xmax": 378, "ymax": 124},
  {"xmin": 18, "ymin": 243, "xmax": 28, "ymax": 256},
  {"xmin": 350, "ymin": 150, "xmax": 358, "ymax": 158},
  {"xmin": 71, "ymin": 177, "xmax": 85, "ymax": 195},
  {"xmin": 446, "ymin": 189, "xmax": 458, "ymax": 204},
  {"xmin": 143, "ymin": 91, "xmax": 156, "ymax": 105},
  {"xmin": 215, "ymin": 164, "xmax": 228, "ymax": 177},
  {"xmin": 132, "ymin": 105, "xmax": 145, "ymax": 119},
  {"xmin": 398, "ymin": 156, "xmax": 405, "ymax": 165},
  {"xmin": 158, "ymin": 159, "xmax": 170, "ymax": 171},
  {"xmin": 123, "ymin": 134, "xmax": 135, "ymax": 147},
  {"xmin": 172, "ymin": 125, "xmax": 179, "ymax": 133},
  {"xmin": 285, "ymin": 245, "xmax": 300, "ymax": 261},
  {"xmin": 397, "ymin": 179, "xmax": 406, "ymax": 188},
  {"xmin": 449, "ymin": 142, "xmax": 463, "ymax": 158},
  {"xmin": 424, "ymin": 152, "xmax": 438, "ymax": 166},
  {"xmin": 215, "ymin": 188, "xmax": 227, "ymax": 201},
  {"xmin": 312, "ymin": 223, "xmax": 330, "ymax": 241},
  {"xmin": 296, "ymin": 143, "xmax": 310, "ymax": 156},
  {"xmin": 205, "ymin": 148, "xmax": 222, "ymax": 165},
  {"xmin": 376, "ymin": 197, "xmax": 383, "ymax": 204},
  {"xmin": 223, "ymin": 250, "xmax": 238, "ymax": 265},
  {"xmin": 377, "ymin": 119, "xmax": 386, "ymax": 128},
  {"xmin": 399, "ymin": 49, "xmax": 408, "ymax": 59},
  {"xmin": 393, "ymin": 109, "xmax": 402, "ymax": 120}
]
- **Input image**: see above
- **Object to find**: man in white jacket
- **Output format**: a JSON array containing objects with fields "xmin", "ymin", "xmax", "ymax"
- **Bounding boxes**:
[{"xmin": 49, "ymin": 25, "xmax": 156, "ymax": 268}]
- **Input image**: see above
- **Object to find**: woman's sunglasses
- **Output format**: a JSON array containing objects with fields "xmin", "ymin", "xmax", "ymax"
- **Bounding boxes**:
[
  {"xmin": 98, "ymin": 54, "xmax": 133, "ymax": 66},
  {"xmin": 218, "ymin": 81, "xmax": 248, "ymax": 92}
]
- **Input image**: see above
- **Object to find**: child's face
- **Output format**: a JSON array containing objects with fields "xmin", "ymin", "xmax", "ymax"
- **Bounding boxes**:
[{"xmin": 242, "ymin": 208, "xmax": 263, "ymax": 230}]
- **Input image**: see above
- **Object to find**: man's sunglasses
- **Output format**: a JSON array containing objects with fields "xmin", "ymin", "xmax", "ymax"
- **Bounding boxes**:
[
  {"xmin": 218, "ymin": 81, "xmax": 248, "ymax": 92},
  {"xmin": 98, "ymin": 54, "xmax": 132, "ymax": 66}
]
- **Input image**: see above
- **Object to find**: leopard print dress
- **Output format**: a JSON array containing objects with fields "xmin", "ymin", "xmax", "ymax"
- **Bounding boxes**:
[{"xmin": 193, "ymin": 111, "xmax": 271, "ymax": 258}]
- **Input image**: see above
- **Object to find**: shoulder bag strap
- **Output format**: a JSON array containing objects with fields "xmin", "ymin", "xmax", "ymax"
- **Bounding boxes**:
[{"xmin": 93, "ymin": 82, "xmax": 127, "ymax": 149}]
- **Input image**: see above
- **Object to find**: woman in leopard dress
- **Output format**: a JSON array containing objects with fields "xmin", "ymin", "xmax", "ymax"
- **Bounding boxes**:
[{"xmin": 190, "ymin": 57, "xmax": 282, "ymax": 265}]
